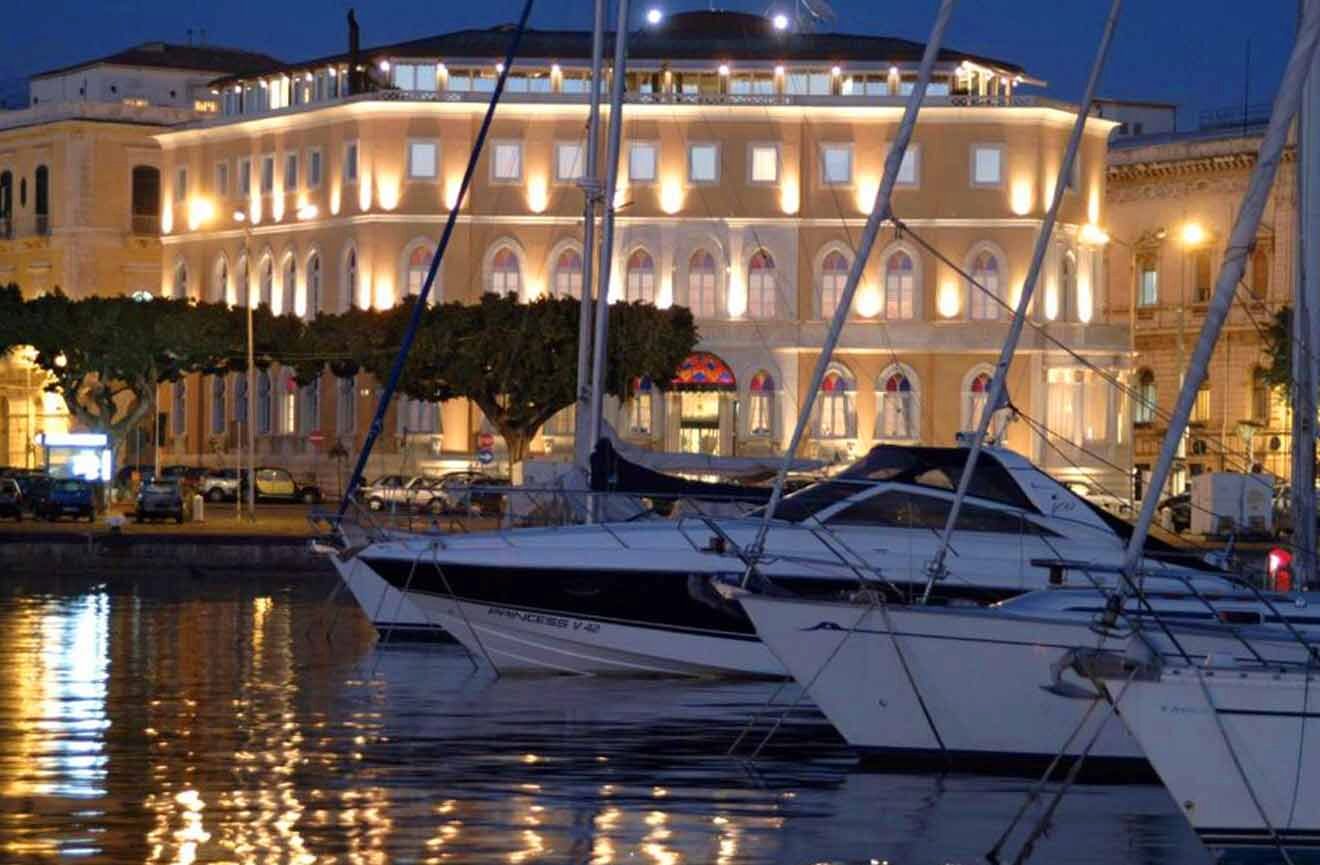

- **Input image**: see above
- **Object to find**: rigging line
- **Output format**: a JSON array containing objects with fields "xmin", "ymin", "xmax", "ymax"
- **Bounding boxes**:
[{"xmin": 336, "ymin": 0, "xmax": 536, "ymax": 520}]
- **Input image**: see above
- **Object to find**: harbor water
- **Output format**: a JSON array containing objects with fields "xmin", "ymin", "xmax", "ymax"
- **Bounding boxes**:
[{"xmin": 0, "ymin": 571, "xmax": 1211, "ymax": 864}]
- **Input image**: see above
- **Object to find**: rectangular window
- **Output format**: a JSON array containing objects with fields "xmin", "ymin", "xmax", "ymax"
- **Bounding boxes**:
[
  {"xmin": 971, "ymin": 144, "xmax": 1002, "ymax": 186},
  {"xmin": 408, "ymin": 140, "xmax": 438, "ymax": 179},
  {"xmin": 1193, "ymin": 250, "xmax": 1213, "ymax": 302},
  {"xmin": 214, "ymin": 161, "xmax": 229, "ymax": 197},
  {"xmin": 343, "ymin": 141, "xmax": 359, "ymax": 183},
  {"xmin": 393, "ymin": 64, "xmax": 415, "ymax": 90},
  {"xmin": 749, "ymin": 143, "xmax": 779, "ymax": 184},
  {"xmin": 629, "ymin": 142, "xmax": 657, "ymax": 183},
  {"xmin": 172, "ymin": 381, "xmax": 187, "ymax": 436},
  {"xmin": 894, "ymin": 144, "xmax": 920, "ymax": 186},
  {"xmin": 492, "ymin": 141, "xmax": 522, "ymax": 182},
  {"xmin": 238, "ymin": 158, "xmax": 251, "ymax": 196},
  {"xmin": 688, "ymin": 143, "xmax": 718, "ymax": 183},
  {"xmin": 260, "ymin": 155, "xmax": 274, "ymax": 193},
  {"xmin": 336, "ymin": 377, "xmax": 356, "ymax": 434},
  {"xmin": 307, "ymin": 149, "xmax": 322, "ymax": 189},
  {"xmin": 1138, "ymin": 257, "xmax": 1158, "ymax": 306},
  {"xmin": 174, "ymin": 166, "xmax": 187, "ymax": 202},
  {"xmin": 821, "ymin": 143, "xmax": 852, "ymax": 185},
  {"xmin": 283, "ymin": 153, "xmax": 298, "ymax": 190},
  {"xmin": 555, "ymin": 142, "xmax": 585, "ymax": 181},
  {"xmin": 1191, "ymin": 384, "xmax": 1211, "ymax": 423}
]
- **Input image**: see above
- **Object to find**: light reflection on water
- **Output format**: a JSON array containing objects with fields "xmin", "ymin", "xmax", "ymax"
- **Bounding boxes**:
[{"xmin": 0, "ymin": 575, "xmax": 1207, "ymax": 864}]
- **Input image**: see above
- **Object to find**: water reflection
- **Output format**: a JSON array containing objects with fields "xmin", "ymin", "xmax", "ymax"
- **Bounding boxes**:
[{"xmin": 0, "ymin": 574, "xmax": 1205, "ymax": 864}]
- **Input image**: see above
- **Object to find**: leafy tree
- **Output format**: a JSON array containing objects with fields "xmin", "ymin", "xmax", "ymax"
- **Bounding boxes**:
[
  {"xmin": 0, "ymin": 284, "xmax": 251, "ymax": 460},
  {"xmin": 323, "ymin": 293, "xmax": 698, "ymax": 464},
  {"xmin": 1262, "ymin": 305, "xmax": 1296, "ymax": 401}
]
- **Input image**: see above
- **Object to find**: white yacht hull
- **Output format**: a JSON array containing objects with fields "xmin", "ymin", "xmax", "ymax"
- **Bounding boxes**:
[
  {"xmin": 739, "ymin": 594, "xmax": 1317, "ymax": 774},
  {"xmin": 329, "ymin": 554, "xmax": 447, "ymax": 640},
  {"xmin": 1103, "ymin": 667, "xmax": 1320, "ymax": 857},
  {"xmin": 399, "ymin": 589, "xmax": 784, "ymax": 676}
]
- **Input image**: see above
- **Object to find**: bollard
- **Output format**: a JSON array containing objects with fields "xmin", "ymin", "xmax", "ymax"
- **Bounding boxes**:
[{"xmin": 192, "ymin": 493, "xmax": 205, "ymax": 523}]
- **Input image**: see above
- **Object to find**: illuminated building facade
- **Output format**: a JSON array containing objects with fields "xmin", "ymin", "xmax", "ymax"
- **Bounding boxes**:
[{"xmin": 158, "ymin": 11, "xmax": 1126, "ymax": 489}]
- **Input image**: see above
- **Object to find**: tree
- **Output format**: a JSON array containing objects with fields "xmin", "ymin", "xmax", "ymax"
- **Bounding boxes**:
[
  {"xmin": 1262, "ymin": 305, "xmax": 1296, "ymax": 401},
  {"xmin": 328, "ymin": 293, "xmax": 698, "ymax": 464},
  {"xmin": 0, "ymin": 284, "xmax": 249, "ymax": 460}
]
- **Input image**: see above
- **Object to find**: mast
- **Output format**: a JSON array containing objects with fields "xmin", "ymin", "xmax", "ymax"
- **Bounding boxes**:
[
  {"xmin": 920, "ymin": 0, "xmax": 1124, "ymax": 604},
  {"xmin": 573, "ymin": 0, "xmax": 608, "ymax": 474},
  {"xmin": 1293, "ymin": 0, "xmax": 1320, "ymax": 589},
  {"xmin": 1121, "ymin": 0, "xmax": 1320, "ymax": 577},
  {"xmin": 586, "ymin": 0, "xmax": 633, "ymax": 484},
  {"xmin": 745, "ymin": 0, "xmax": 957, "ymax": 565}
]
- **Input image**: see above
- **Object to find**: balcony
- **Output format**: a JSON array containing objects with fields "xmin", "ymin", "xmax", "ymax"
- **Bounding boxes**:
[{"xmin": 132, "ymin": 214, "xmax": 161, "ymax": 236}]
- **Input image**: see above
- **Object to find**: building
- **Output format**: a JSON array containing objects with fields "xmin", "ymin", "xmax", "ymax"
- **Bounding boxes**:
[
  {"xmin": 153, "ymin": 10, "xmax": 1126, "ymax": 490},
  {"xmin": 1092, "ymin": 98, "xmax": 1177, "ymax": 140},
  {"xmin": 1105, "ymin": 119, "xmax": 1294, "ymax": 501},
  {"xmin": 0, "ymin": 42, "xmax": 283, "ymax": 468}
]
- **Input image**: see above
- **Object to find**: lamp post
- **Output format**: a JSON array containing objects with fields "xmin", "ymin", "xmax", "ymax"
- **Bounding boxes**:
[{"xmin": 234, "ymin": 209, "xmax": 257, "ymax": 522}]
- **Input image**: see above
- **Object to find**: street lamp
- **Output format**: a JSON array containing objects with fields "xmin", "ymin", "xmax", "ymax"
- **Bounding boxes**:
[
  {"xmin": 645, "ymin": 7, "xmax": 663, "ymax": 25},
  {"xmin": 234, "ymin": 209, "xmax": 257, "ymax": 522}
]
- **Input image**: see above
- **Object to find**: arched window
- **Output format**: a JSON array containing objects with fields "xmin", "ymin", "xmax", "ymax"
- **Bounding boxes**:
[
  {"xmin": 298, "ymin": 380, "xmax": 320, "ymax": 433},
  {"xmin": 625, "ymin": 249, "xmax": 655, "ymax": 304},
  {"xmin": 747, "ymin": 370, "xmax": 775, "ymax": 437},
  {"xmin": 629, "ymin": 376, "xmax": 654, "ymax": 434},
  {"xmin": 336, "ymin": 377, "xmax": 356, "ymax": 434},
  {"xmin": 885, "ymin": 251, "xmax": 916, "ymax": 320},
  {"xmin": 130, "ymin": 166, "xmax": 160, "ymax": 235},
  {"xmin": 1135, "ymin": 368, "xmax": 1156, "ymax": 424},
  {"xmin": 747, "ymin": 249, "xmax": 777, "ymax": 319},
  {"xmin": 816, "ymin": 368, "xmax": 855, "ymax": 439},
  {"xmin": 963, "ymin": 371, "xmax": 993, "ymax": 431},
  {"xmin": 234, "ymin": 374, "xmax": 249, "ymax": 430},
  {"xmin": 876, "ymin": 368, "xmax": 919, "ymax": 440},
  {"xmin": 235, "ymin": 255, "xmax": 249, "ymax": 308},
  {"xmin": 34, "ymin": 165, "xmax": 49, "ymax": 234},
  {"xmin": 688, "ymin": 250, "xmax": 718, "ymax": 317},
  {"xmin": 211, "ymin": 256, "xmax": 228, "ymax": 304},
  {"xmin": 969, "ymin": 250, "xmax": 1001, "ymax": 320},
  {"xmin": 278, "ymin": 369, "xmax": 297, "ymax": 434},
  {"xmin": 305, "ymin": 253, "xmax": 321, "ymax": 320},
  {"xmin": 256, "ymin": 369, "xmax": 273, "ymax": 434},
  {"xmin": 0, "ymin": 170, "xmax": 13, "ymax": 236},
  {"xmin": 488, "ymin": 246, "xmax": 521, "ymax": 295},
  {"xmin": 553, "ymin": 248, "xmax": 583, "ymax": 299},
  {"xmin": 1252, "ymin": 367, "xmax": 1272, "ymax": 423},
  {"xmin": 343, "ymin": 247, "xmax": 358, "ymax": 311},
  {"xmin": 172, "ymin": 379, "xmax": 187, "ymax": 436},
  {"xmin": 210, "ymin": 376, "xmax": 226, "ymax": 435},
  {"xmin": 172, "ymin": 259, "xmax": 188, "ymax": 299},
  {"xmin": 259, "ymin": 256, "xmax": 274, "ymax": 309},
  {"xmin": 1251, "ymin": 247, "xmax": 1270, "ymax": 300},
  {"xmin": 406, "ymin": 244, "xmax": 435, "ymax": 299},
  {"xmin": 280, "ymin": 255, "xmax": 296, "ymax": 316},
  {"xmin": 819, "ymin": 250, "xmax": 849, "ymax": 319}
]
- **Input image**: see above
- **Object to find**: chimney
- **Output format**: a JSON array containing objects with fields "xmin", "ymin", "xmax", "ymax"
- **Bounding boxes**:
[{"xmin": 347, "ymin": 9, "xmax": 362, "ymax": 94}]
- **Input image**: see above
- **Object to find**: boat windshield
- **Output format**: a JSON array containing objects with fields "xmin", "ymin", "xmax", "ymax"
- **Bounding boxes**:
[{"xmin": 763, "ymin": 445, "xmax": 1037, "ymax": 523}]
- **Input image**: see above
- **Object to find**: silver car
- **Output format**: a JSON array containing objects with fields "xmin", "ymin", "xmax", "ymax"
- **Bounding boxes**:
[{"xmin": 359, "ymin": 475, "xmax": 440, "ymax": 512}]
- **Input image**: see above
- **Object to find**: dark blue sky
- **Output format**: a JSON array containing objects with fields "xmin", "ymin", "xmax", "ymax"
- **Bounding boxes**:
[{"xmin": 1, "ymin": 0, "xmax": 1297, "ymax": 128}]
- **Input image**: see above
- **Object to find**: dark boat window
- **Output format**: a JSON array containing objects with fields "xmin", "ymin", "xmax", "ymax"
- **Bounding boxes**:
[{"xmin": 826, "ymin": 490, "xmax": 1051, "ymax": 534}]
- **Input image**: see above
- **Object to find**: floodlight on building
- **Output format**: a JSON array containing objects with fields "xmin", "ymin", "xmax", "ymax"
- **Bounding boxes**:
[
  {"xmin": 831, "ymin": 65, "xmax": 842, "ymax": 77},
  {"xmin": 296, "ymin": 204, "xmax": 319, "ymax": 221},
  {"xmin": 1181, "ymin": 221, "xmax": 1206, "ymax": 247},
  {"xmin": 379, "ymin": 59, "xmax": 391, "ymax": 72},
  {"xmin": 496, "ymin": 62, "xmax": 505, "ymax": 73},
  {"xmin": 718, "ymin": 64, "xmax": 730, "ymax": 76},
  {"xmin": 233, "ymin": 210, "xmax": 247, "ymax": 222},
  {"xmin": 1079, "ymin": 223, "xmax": 1110, "ymax": 246},
  {"xmin": 772, "ymin": 13, "xmax": 789, "ymax": 30},
  {"xmin": 774, "ymin": 65, "xmax": 785, "ymax": 76},
  {"xmin": 646, "ymin": 8, "xmax": 663, "ymax": 25}
]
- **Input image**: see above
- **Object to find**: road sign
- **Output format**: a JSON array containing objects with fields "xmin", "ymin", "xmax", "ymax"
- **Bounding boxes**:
[
  {"xmin": 477, "ymin": 432, "xmax": 496, "ymax": 449},
  {"xmin": 476, "ymin": 448, "xmax": 494, "ymax": 465},
  {"xmin": 308, "ymin": 431, "xmax": 325, "ymax": 445}
]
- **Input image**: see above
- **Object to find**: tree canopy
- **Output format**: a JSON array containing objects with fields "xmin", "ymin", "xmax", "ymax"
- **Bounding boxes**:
[{"xmin": 0, "ymin": 284, "xmax": 699, "ymax": 465}]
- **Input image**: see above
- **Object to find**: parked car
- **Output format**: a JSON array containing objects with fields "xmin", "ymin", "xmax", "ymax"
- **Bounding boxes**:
[
  {"xmin": 434, "ymin": 471, "xmax": 509, "ymax": 516},
  {"xmin": 253, "ymin": 467, "xmax": 322, "ymax": 504},
  {"xmin": 1157, "ymin": 493, "xmax": 1192, "ymax": 534},
  {"xmin": 0, "ymin": 478, "xmax": 22, "ymax": 521},
  {"xmin": 135, "ymin": 480, "xmax": 184, "ymax": 523},
  {"xmin": 359, "ymin": 475, "xmax": 440, "ymax": 512},
  {"xmin": 16, "ymin": 473, "xmax": 52, "ymax": 516},
  {"xmin": 199, "ymin": 468, "xmax": 246, "ymax": 503},
  {"xmin": 39, "ymin": 478, "xmax": 96, "ymax": 522}
]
